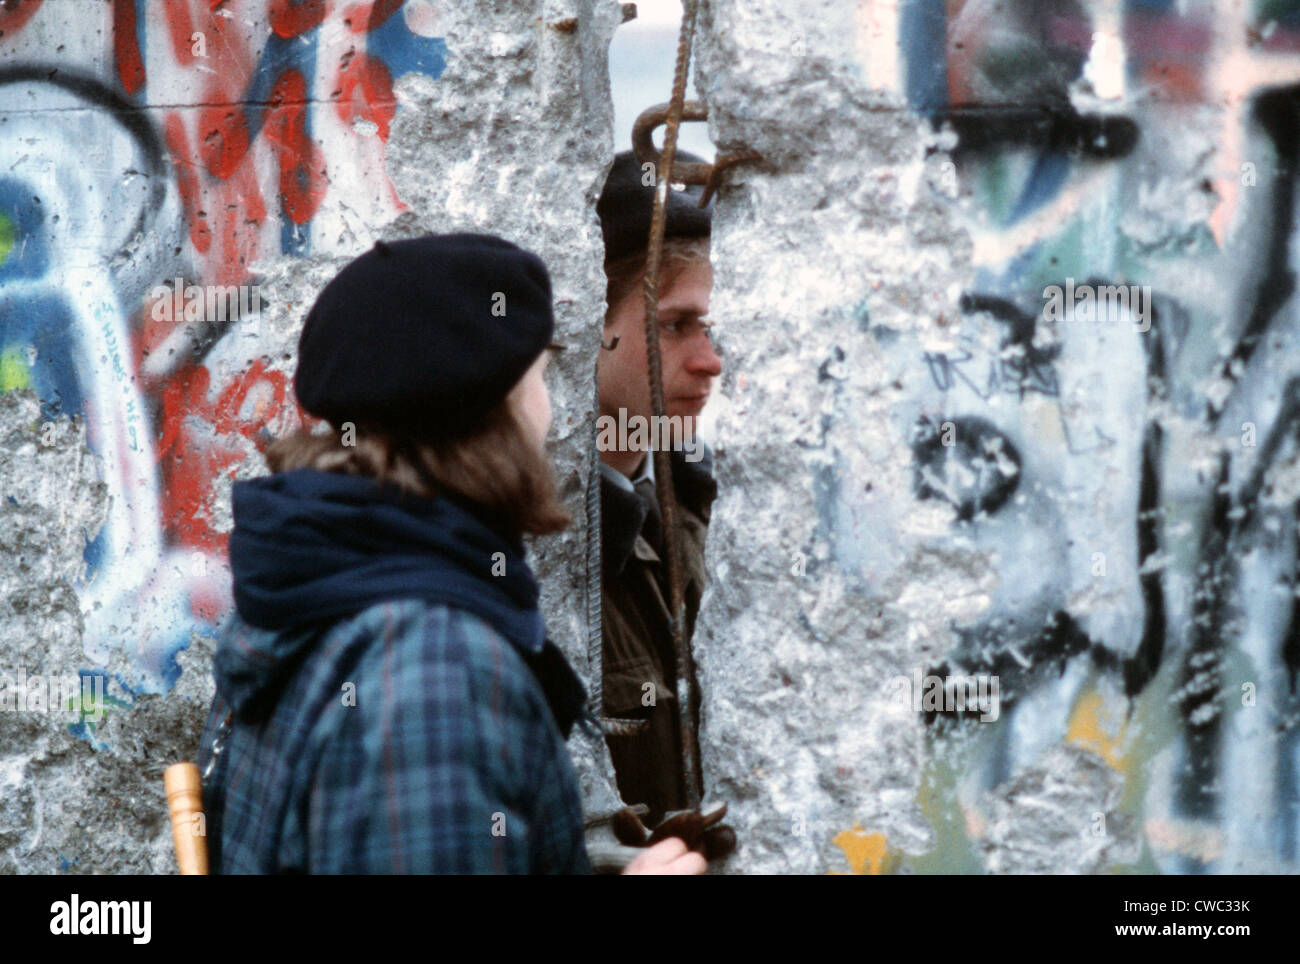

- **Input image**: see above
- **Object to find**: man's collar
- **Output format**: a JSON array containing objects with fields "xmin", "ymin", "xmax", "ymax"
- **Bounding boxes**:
[
  {"xmin": 598, "ymin": 442, "xmax": 715, "ymax": 494},
  {"xmin": 599, "ymin": 459, "xmax": 635, "ymax": 493},
  {"xmin": 598, "ymin": 465, "xmax": 647, "ymax": 578},
  {"xmin": 598, "ymin": 444, "xmax": 717, "ymax": 579},
  {"xmin": 604, "ymin": 441, "xmax": 708, "ymax": 490},
  {"xmin": 629, "ymin": 452, "xmax": 654, "ymax": 487}
]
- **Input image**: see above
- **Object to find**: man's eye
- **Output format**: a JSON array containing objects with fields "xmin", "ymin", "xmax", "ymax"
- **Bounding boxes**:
[{"xmin": 660, "ymin": 318, "xmax": 711, "ymax": 339}]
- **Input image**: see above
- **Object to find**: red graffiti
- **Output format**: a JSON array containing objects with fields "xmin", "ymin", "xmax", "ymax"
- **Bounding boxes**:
[
  {"xmin": 190, "ymin": 583, "xmax": 228, "ymax": 624},
  {"xmin": 337, "ymin": 51, "xmax": 396, "ymax": 140},
  {"xmin": 163, "ymin": 112, "xmax": 213, "ymax": 253},
  {"xmin": 0, "ymin": 0, "xmax": 44, "ymax": 36},
  {"xmin": 162, "ymin": 0, "xmax": 200, "ymax": 67},
  {"xmin": 156, "ymin": 365, "xmax": 243, "ymax": 553},
  {"xmin": 112, "ymin": 0, "xmax": 416, "ymax": 600},
  {"xmin": 266, "ymin": 69, "xmax": 328, "ymax": 224},
  {"xmin": 213, "ymin": 163, "xmax": 268, "ymax": 276},
  {"xmin": 157, "ymin": 360, "xmax": 297, "ymax": 552},
  {"xmin": 342, "ymin": 0, "xmax": 405, "ymax": 33},
  {"xmin": 197, "ymin": 102, "xmax": 251, "ymax": 180},
  {"xmin": 0, "ymin": 0, "xmax": 438, "ymax": 649},
  {"xmin": 271, "ymin": 0, "xmax": 331, "ymax": 39},
  {"xmin": 111, "ymin": 0, "xmax": 145, "ymax": 94}
]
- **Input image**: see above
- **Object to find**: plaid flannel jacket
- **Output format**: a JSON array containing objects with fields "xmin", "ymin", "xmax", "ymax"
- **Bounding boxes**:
[{"xmin": 198, "ymin": 599, "xmax": 591, "ymax": 874}]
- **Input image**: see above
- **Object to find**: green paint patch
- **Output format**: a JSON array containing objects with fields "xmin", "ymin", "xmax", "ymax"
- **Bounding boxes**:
[
  {"xmin": 1019, "ymin": 218, "xmax": 1088, "ymax": 289},
  {"xmin": 977, "ymin": 156, "xmax": 1013, "ymax": 225},
  {"xmin": 65, "ymin": 689, "xmax": 131, "ymax": 723},
  {"xmin": 64, "ymin": 681, "xmax": 132, "ymax": 751},
  {"xmin": 0, "ymin": 344, "xmax": 31, "ymax": 391},
  {"xmin": 905, "ymin": 731, "xmax": 985, "ymax": 874},
  {"xmin": 0, "ymin": 212, "xmax": 13, "ymax": 267}
]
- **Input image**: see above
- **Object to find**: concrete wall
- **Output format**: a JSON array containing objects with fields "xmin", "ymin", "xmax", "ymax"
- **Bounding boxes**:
[
  {"xmin": 696, "ymin": 0, "xmax": 1300, "ymax": 873},
  {"xmin": 0, "ymin": 0, "xmax": 622, "ymax": 874},
  {"xmin": 2, "ymin": 0, "xmax": 1299, "ymax": 875}
]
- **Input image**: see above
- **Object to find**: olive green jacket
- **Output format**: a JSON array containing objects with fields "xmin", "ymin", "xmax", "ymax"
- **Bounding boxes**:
[{"xmin": 599, "ymin": 447, "xmax": 716, "ymax": 826}]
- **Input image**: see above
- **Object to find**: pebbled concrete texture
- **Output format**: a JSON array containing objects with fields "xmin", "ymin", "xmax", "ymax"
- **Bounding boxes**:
[
  {"xmin": 692, "ymin": 0, "xmax": 1300, "ymax": 874},
  {"xmin": 0, "ymin": 388, "xmax": 219, "ymax": 874},
  {"xmin": 0, "ymin": 0, "xmax": 623, "ymax": 874},
  {"xmin": 693, "ymin": 0, "xmax": 978, "ymax": 874}
]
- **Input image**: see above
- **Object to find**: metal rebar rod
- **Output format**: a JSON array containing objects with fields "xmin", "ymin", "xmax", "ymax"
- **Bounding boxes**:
[{"xmin": 641, "ymin": 0, "xmax": 703, "ymax": 810}]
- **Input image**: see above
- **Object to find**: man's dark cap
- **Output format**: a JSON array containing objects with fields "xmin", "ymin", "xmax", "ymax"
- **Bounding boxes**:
[
  {"xmin": 294, "ymin": 233, "xmax": 553, "ymax": 439},
  {"xmin": 597, "ymin": 149, "xmax": 712, "ymax": 265}
]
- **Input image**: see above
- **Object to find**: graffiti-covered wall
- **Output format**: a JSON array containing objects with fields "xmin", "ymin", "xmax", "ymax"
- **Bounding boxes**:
[
  {"xmin": 696, "ymin": 0, "xmax": 1300, "ymax": 873},
  {"xmin": 0, "ymin": 0, "xmax": 622, "ymax": 874},
  {"xmin": 5, "ymin": 0, "xmax": 1298, "ymax": 876}
]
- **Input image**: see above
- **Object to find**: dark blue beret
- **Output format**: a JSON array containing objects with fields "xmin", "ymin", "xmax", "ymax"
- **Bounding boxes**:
[
  {"xmin": 294, "ymin": 233, "xmax": 553, "ymax": 438},
  {"xmin": 597, "ymin": 149, "xmax": 712, "ymax": 265}
]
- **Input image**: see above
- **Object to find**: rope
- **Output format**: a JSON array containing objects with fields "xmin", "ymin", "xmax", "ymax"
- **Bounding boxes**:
[
  {"xmin": 642, "ymin": 0, "xmax": 704, "ymax": 809},
  {"xmin": 585, "ymin": 385, "xmax": 604, "ymax": 721}
]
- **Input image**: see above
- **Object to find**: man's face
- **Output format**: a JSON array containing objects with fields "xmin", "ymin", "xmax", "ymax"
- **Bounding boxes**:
[{"xmin": 597, "ymin": 260, "xmax": 721, "ymax": 429}]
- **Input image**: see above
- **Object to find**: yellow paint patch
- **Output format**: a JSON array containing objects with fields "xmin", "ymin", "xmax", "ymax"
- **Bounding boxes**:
[
  {"xmin": 1066, "ymin": 689, "xmax": 1127, "ymax": 771},
  {"xmin": 830, "ymin": 823, "xmax": 890, "ymax": 875},
  {"xmin": 0, "ymin": 346, "xmax": 31, "ymax": 392}
]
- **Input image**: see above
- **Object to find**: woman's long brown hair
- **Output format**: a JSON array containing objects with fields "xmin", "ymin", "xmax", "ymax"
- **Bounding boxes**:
[{"xmin": 264, "ymin": 404, "xmax": 570, "ymax": 537}]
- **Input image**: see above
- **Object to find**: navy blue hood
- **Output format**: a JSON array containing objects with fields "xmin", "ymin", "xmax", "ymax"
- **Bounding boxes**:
[
  {"xmin": 216, "ymin": 469, "xmax": 546, "ymax": 707},
  {"xmin": 229, "ymin": 468, "xmax": 544, "ymax": 647}
]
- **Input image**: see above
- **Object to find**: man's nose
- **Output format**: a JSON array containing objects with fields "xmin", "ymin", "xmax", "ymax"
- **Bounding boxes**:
[{"xmin": 687, "ymin": 333, "xmax": 722, "ymax": 376}]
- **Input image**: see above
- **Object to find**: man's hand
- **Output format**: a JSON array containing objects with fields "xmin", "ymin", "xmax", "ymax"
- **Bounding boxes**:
[
  {"xmin": 621, "ymin": 837, "xmax": 707, "ymax": 875},
  {"xmin": 584, "ymin": 802, "xmax": 736, "ymax": 873}
]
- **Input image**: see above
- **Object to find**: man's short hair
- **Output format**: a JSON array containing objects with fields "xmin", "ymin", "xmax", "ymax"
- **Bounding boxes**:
[{"xmin": 603, "ymin": 235, "xmax": 711, "ymax": 322}]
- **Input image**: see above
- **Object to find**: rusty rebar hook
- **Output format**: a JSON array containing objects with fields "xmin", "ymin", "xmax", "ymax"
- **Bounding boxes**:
[{"xmin": 631, "ymin": 100, "xmax": 761, "ymax": 206}]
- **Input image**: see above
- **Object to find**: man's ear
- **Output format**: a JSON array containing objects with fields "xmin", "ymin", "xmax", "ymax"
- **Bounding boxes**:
[{"xmin": 601, "ymin": 295, "xmax": 631, "ymax": 351}]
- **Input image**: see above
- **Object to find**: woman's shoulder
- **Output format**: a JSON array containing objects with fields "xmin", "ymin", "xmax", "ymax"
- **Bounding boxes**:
[
  {"xmin": 344, "ymin": 597, "xmax": 527, "ymax": 655},
  {"xmin": 342, "ymin": 599, "xmax": 546, "ymax": 709},
  {"xmin": 311, "ymin": 600, "xmax": 561, "ymax": 800}
]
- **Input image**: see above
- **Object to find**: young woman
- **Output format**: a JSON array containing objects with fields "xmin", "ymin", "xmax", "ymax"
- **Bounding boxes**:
[{"xmin": 197, "ymin": 234, "xmax": 703, "ymax": 874}]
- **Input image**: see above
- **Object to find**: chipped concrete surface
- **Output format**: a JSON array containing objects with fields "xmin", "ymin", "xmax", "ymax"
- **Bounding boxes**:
[
  {"xmin": 0, "ymin": 0, "xmax": 624, "ymax": 874},
  {"xmin": 694, "ymin": 0, "xmax": 1300, "ymax": 874}
]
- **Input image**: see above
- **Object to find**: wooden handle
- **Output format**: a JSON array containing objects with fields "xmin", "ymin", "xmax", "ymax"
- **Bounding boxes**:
[{"xmin": 164, "ymin": 762, "xmax": 210, "ymax": 875}]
